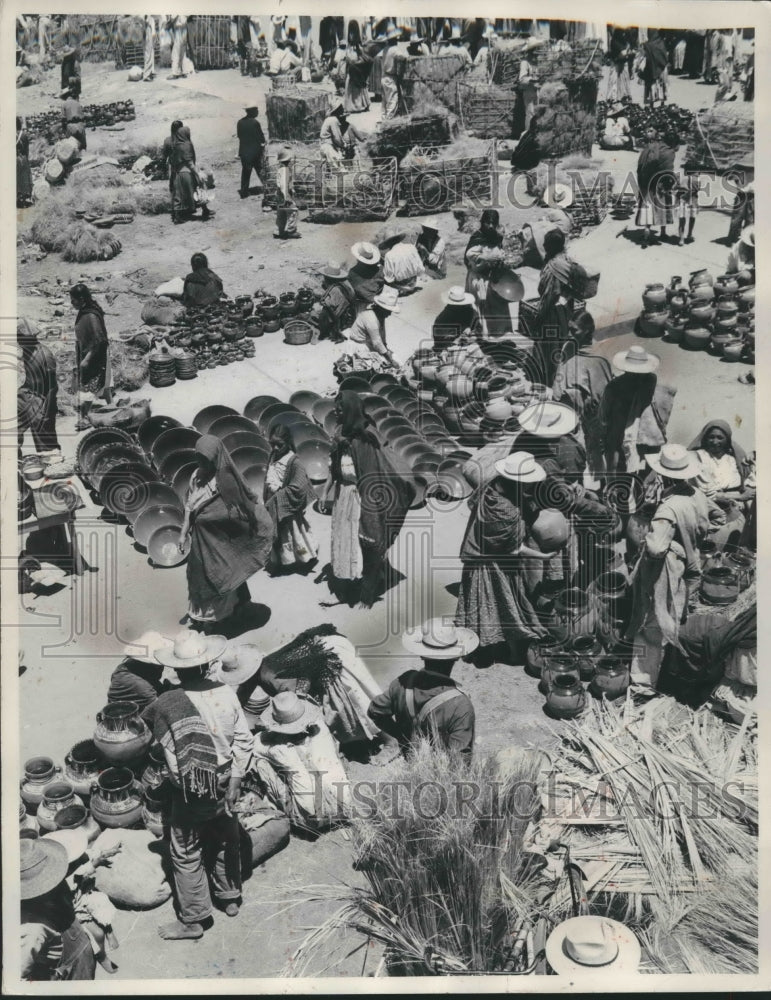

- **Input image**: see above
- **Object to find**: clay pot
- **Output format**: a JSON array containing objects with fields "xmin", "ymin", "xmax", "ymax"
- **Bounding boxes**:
[
  {"xmin": 714, "ymin": 273, "xmax": 739, "ymax": 297},
  {"xmin": 19, "ymin": 803, "xmax": 37, "ymax": 834},
  {"xmin": 591, "ymin": 656, "xmax": 630, "ymax": 700},
  {"xmin": 722, "ymin": 337, "xmax": 744, "ymax": 361},
  {"xmin": 37, "ymin": 782, "xmax": 83, "ymax": 833},
  {"xmin": 716, "ymin": 296, "xmax": 739, "ymax": 318},
  {"xmin": 525, "ymin": 637, "xmax": 566, "ymax": 679},
  {"xmin": 540, "ymin": 654, "xmax": 581, "ymax": 695},
  {"xmin": 714, "ymin": 313, "xmax": 738, "ymax": 333},
  {"xmin": 569, "ymin": 634, "xmax": 603, "ymax": 682},
  {"xmin": 485, "ymin": 398, "xmax": 513, "ymax": 422},
  {"xmin": 93, "ymin": 702, "xmax": 152, "ymax": 765},
  {"xmin": 90, "ymin": 767, "xmax": 144, "ymax": 829},
  {"xmin": 279, "ymin": 292, "xmax": 298, "ymax": 318},
  {"xmin": 683, "ymin": 325, "xmax": 711, "ymax": 350},
  {"xmin": 663, "ymin": 318, "xmax": 686, "ymax": 343},
  {"xmin": 21, "ymin": 757, "xmax": 61, "ymax": 815},
  {"xmin": 545, "ymin": 676, "xmax": 586, "ymax": 719},
  {"xmin": 642, "ymin": 283, "xmax": 667, "ymax": 310},
  {"xmin": 142, "ymin": 785, "xmax": 170, "ymax": 838},
  {"xmin": 665, "ymin": 276, "xmax": 684, "ymax": 303},
  {"xmin": 446, "ymin": 374, "xmax": 476, "ymax": 403},
  {"xmin": 710, "ymin": 330, "xmax": 736, "ymax": 354},
  {"xmin": 434, "ymin": 363, "xmax": 456, "ymax": 390},
  {"xmin": 668, "ymin": 290, "xmax": 689, "ymax": 314},
  {"xmin": 54, "ymin": 803, "xmax": 100, "ymax": 844},
  {"xmin": 63, "ymin": 740, "xmax": 103, "ymax": 800},
  {"xmin": 235, "ymin": 294, "xmax": 254, "ymax": 317},
  {"xmin": 689, "ymin": 302, "xmax": 716, "ymax": 323},
  {"xmin": 689, "ymin": 283, "xmax": 714, "ymax": 303},
  {"xmin": 638, "ymin": 310, "xmax": 667, "ymax": 337},
  {"xmin": 689, "ymin": 268, "xmax": 714, "ymax": 289},
  {"xmin": 140, "ymin": 744, "xmax": 168, "ymax": 791},
  {"xmin": 553, "ymin": 587, "xmax": 595, "ymax": 636},
  {"xmin": 418, "ymin": 361, "xmax": 439, "ymax": 385},
  {"xmin": 738, "ymin": 286, "xmax": 755, "ymax": 309}
]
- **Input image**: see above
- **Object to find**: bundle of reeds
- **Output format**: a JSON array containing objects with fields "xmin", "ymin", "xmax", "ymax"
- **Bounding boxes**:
[
  {"xmin": 188, "ymin": 15, "xmax": 232, "ymax": 70},
  {"xmin": 110, "ymin": 340, "xmax": 150, "ymax": 392},
  {"xmin": 266, "ymin": 89, "xmax": 330, "ymax": 142},
  {"xmin": 365, "ymin": 110, "xmax": 459, "ymax": 162},
  {"xmin": 394, "ymin": 52, "xmax": 470, "ymax": 113},
  {"xmin": 457, "ymin": 81, "xmax": 520, "ymax": 139},
  {"xmin": 285, "ymin": 741, "xmax": 545, "ymax": 976},
  {"xmin": 531, "ymin": 78, "xmax": 598, "ymax": 159},
  {"xmin": 400, "ymin": 137, "xmax": 497, "ymax": 217}
]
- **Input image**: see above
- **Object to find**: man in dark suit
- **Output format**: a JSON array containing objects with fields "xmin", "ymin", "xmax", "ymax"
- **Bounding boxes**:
[{"xmin": 237, "ymin": 105, "xmax": 266, "ymax": 199}]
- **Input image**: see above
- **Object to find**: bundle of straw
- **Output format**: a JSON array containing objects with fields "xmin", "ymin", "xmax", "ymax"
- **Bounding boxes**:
[{"xmin": 285, "ymin": 740, "xmax": 545, "ymax": 976}]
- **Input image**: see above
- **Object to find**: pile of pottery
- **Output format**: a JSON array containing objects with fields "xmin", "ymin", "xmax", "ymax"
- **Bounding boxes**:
[
  {"xmin": 24, "ymin": 101, "xmax": 136, "ymax": 141},
  {"xmin": 242, "ymin": 392, "xmax": 333, "ymax": 490},
  {"xmin": 20, "ymin": 703, "xmax": 173, "ymax": 841},
  {"xmin": 638, "ymin": 270, "xmax": 755, "ymax": 361},
  {"xmin": 408, "ymin": 342, "xmax": 550, "ymax": 446},
  {"xmin": 76, "ymin": 426, "xmax": 162, "ymax": 526},
  {"xmin": 163, "ymin": 300, "xmax": 258, "ymax": 376}
]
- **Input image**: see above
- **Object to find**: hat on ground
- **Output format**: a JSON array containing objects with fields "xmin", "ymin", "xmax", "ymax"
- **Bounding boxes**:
[
  {"xmin": 276, "ymin": 148, "xmax": 293, "ymax": 164},
  {"xmin": 544, "ymin": 182, "xmax": 574, "ymax": 209},
  {"xmin": 494, "ymin": 451, "xmax": 546, "ymax": 483},
  {"xmin": 123, "ymin": 630, "xmax": 173, "ymax": 666},
  {"xmin": 242, "ymin": 684, "xmax": 271, "ymax": 729},
  {"xmin": 517, "ymin": 401, "xmax": 578, "ymax": 437},
  {"xmin": 20, "ymin": 837, "xmax": 69, "ymax": 900},
  {"xmin": 443, "ymin": 285, "xmax": 475, "ymax": 307},
  {"xmin": 645, "ymin": 443, "xmax": 703, "ymax": 480},
  {"xmin": 260, "ymin": 691, "xmax": 321, "ymax": 734},
  {"xmin": 43, "ymin": 828, "xmax": 89, "ymax": 865},
  {"xmin": 351, "ymin": 241, "xmax": 381, "ymax": 265},
  {"xmin": 739, "ymin": 225, "xmax": 754, "ymax": 248},
  {"xmin": 402, "ymin": 618, "xmax": 479, "ymax": 659},
  {"xmin": 421, "ymin": 217, "xmax": 440, "ymax": 231},
  {"xmin": 612, "ymin": 344, "xmax": 660, "ymax": 374},
  {"xmin": 319, "ymin": 260, "xmax": 348, "ymax": 280},
  {"xmin": 155, "ymin": 629, "xmax": 227, "ymax": 670},
  {"xmin": 217, "ymin": 642, "xmax": 263, "ymax": 687},
  {"xmin": 546, "ymin": 916, "xmax": 641, "ymax": 975},
  {"xmin": 373, "ymin": 286, "xmax": 401, "ymax": 312}
]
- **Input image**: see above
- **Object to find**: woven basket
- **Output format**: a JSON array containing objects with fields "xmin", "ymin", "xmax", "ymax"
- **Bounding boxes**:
[
  {"xmin": 283, "ymin": 318, "xmax": 315, "ymax": 345},
  {"xmin": 457, "ymin": 82, "xmax": 519, "ymax": 139},
  {"xmin": 272, "ymin": 74, "xmax": 302, "ymax": 90}
]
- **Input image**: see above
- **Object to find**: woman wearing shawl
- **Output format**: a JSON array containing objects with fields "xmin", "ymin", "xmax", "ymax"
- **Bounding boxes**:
[
  {"xmin": 606, "ymin": 27, "xmax": 632, "ymax": 101},
  {"xmin": 263, "ymin": 425, "xmax": 318, "ymax": 574},
  {"xmin": 464, "ymin": 209, "xmax": 505, "ymax": 307},
  {"xmin": 17, "ymin": 116, "xmax": 33, "ymax": 207},
  {"xmin": 635, "ymin": 130, "xmax": 677, "ymax": 248},
  {"xmin": 688, "ymin": 420, "xmax": 754, "ymax": 548},
  {"xmin": 18, "ymin": 319, "xmax": 59, "ymax": 456},
  {"xmin": 343, "ymin": 22, "xmax": 374, "ymax": 113},
  {"xmin": 180, "ymin": 436, "xmax": 274, "ymax": 631},
  {"xmin": 455, "ymin": 453, "xmax": 558, "ymax": 664},
  {"xmin": 325, "ymin": 391, "xmax": 414, "ymax": 607},
  {"xmin": 70, "ymin": 284, "xmax": 112, "ymax": 419},
  {"xmin": 535, "ymin": 229, "xmax": 581, "ymax": 384},
  {"xmin": 638, "ymin": 28, "xmax": 669, "ymax": 105},
  {"xmin": 162, "ymin": 121, "xmax": 203, "ymax": 224},
  {"xmin": 182, "ymin": 252, "xmax": 224, "ymax": 308}
]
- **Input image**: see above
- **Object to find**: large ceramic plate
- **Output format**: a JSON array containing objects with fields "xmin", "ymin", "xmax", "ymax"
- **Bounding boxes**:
[
  {"xmin": 88, "ymin": 444, "xmax": 145, "ymax": 491},
  {"xmin": 132, "ymin": 504, "xmax": 184, "ymax": 548},
  {"xmin": 126, "ymin": 482, "xmax": 184, "ymax": 524},
  {"xmin": 257, "ymin": 403, "xmax": 298, "ymax": 437},
  {"xmin": 192, "ymin": 405, "xmax": 238, "ymax": 434},
  {"xmin": 230, "ymin": 446, "xmax": 271, "ymax": 476},
  {"xmin": 290, "ymin": 422, "xmax": 329, "ymax": 448},
  {"xmin": 311, "ymin": 398, "xmax": 336, "ymax": 426},
  {"xmin": 338, "ymin": 375, "xmax": 371, "ymax": 393},
  {"xmin": 296, "ymin": 440, "xmax": 332, "ymax": 482},
  {"xmin": 243, "ymin": 395, "xmax": 282, "ymax": 424},
  {"xmin": 137, "ymin": 415, "xmax": 182, "ymax": 455},
  {"xmin": 171, "ymin": 462, "xmax": 198, "ymax": 500},
  {"xmin": 208, "ymin": 414, "xmax": 260, "ymax": 440},
  {"xmin": 147, "ymin": 524, "xmax": 190, "ymax": 568},
  {"xmin": 289, "ymin": 390, "xmax": 321, "ymax": 417},
  {"xmin": 221, "ymin": 430, "xmax": 269, "ymax": 455},
  {"xmin": 101, "ymin": 463, "xmax": 160, "ymax": 517},
  {"xmin": 150, "ymin": 427, "xmax": 200, "ymax": 468},
  {"xmin": 158, "ymin": 448, "xmax": 200, "ymax": 484},
  {"xmin": 76, "ymin": 428, "xmax": 134, "ymax": 473},
  {"xmin": 241, "ymin": 463, "xmax": 267, "ymax": 496}
]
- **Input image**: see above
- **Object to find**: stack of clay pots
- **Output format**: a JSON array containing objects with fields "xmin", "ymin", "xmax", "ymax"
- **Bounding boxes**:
[
  {"xmin": 638, "ymin": 281, "xmax": 669, "ymax": 337},
  {"xmin": 170, "ymin": 300, "xmax": 256, "ymax": 374}
]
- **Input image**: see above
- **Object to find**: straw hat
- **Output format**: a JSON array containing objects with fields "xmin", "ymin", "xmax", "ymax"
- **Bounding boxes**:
[
  {"xmin": 43, "ymin": 828, "xmax": 89, "ymax": 865},
  {"xmin": 546, "ymin": 916, "xmax": 641, "ymax": 975},
  {"xmin": 329, "ymin": 102, "xmax": 345, "ymax": 117},
  {"xmin": 217, "ymin": 643, "xmax": 263, "ymax": 687},
  {"xmin": 645, "ymin": 443, "xmax": 703, "ymax": 480},
  {"xmin": 517, "ymin": 401, "xmax": 578, "ymax": 437},
  {"xmin": 123, "ymin": 630, "xmax": 173, "ymax": 666},
  {"xmin": 276, "ymin": 148, "xmax": 293, "ymax": 164},
  {"xmin": 242, "ymin": 684, "xmax": 271, "ymax": 730},
  {"xmin": 373, "ymin": 286, "xmax": 401, "ymax": 313},
  {"xmin": 260, "ymin": 691, "xmax": 321, "ymax": 734},
  {"xmin": 612, "ymin": 344, "xmax": 660, "ymax": 374},
  {"xmin": 318, "ymin": 261, "xmax": 348, "ymax": 281},
  {"xmin": 421, "ymin": 217, "xmax": 440, "ymax": 231},
  {"xmin": 402, "ymin": 618, "xmax": 479, "ymax": 659},
  {"xmin": 385, "ymin": 22, "xmax": 402, "ymax": 40},
  {"xmin": 351, "ymin": 241, "xmax": 381, "ymax": 265},
  {"xmin": 543, "ymin": 182, "xmax": 574, "ymax": 209},
  {"xmin": 155, "ymin": 629, "xmax": 227, "ymax": 670},
  {"xmin": 494, "ymin": 451, "xmax": 546, "ymax": 482},
  {"xmin": 442, "ymin": 285, "xmax": 475, "ymax": 307},
  {"xmin": 20, "ymin": 838, "xmax": 68, "ymax": 900}
]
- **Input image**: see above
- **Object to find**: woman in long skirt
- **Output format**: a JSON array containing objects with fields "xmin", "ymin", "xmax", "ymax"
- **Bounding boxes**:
[
  {"xmin": 263, "ymin": 425, "xmax": 318, "ymax": 574},
  {"xmin": 635, "ymin": 131, "xmax": 677, "ymax": 247},
  {"xmin": 70, "ymin": 283, "xmax": 113, "ymax": 425},
  {"xmin": 180, "ymin": 435, "xmax": 274, "ymax": 632},
  {"xmin": 343, "ymin": 21, "xmax": 373, "ymax": 113},
  {"xmin": 162, "ymin": 120, "xmax": 205, "ymax": 224},
  {"xmin": 16, "ymin": 116, "xmax": 33, "ymax": 207}
]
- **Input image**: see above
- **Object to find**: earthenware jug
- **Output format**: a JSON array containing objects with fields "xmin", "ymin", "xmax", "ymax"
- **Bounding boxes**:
[
  {"xmin": 689, "ymin": 268, "xmax": 713, "ymax": 289},
  {"xmin": 689, "ymin": 301, "xmax": 715, "ymax": 323},
  {"xmin": 19, "ymin": 802, "xmax": 37, "ymax": 834},
  {"xmin": 553, "ymin": 587, "xmax": 596, "ymax": 636},
  {"xmin": 738, "ymin": 285, "xmax": 755, "ymax": 309},
  {"xmin": 700, "ymin": 553, "xmax": 739, "ymax": 606},
  {"xmin": 63, "ymin": 740, "xmax": 103, "ymax": 800},
  {"xmin": 93, "ymin": 701, "xmax": 152, "ymax": 765},
  {"xmin": 568, "ymin": 634, "xmax": 603, "ymax": 682},
  {"xmin": 545, "ymin": 676, "xmax": 586, "ymax": 719},
  {"xmin": 684, "ymin": 325, "xmax": 711, "ymax": 350},
  {"xmin": 141, "ymin": 785, "xmax": 170, "ymax": 838},
  {"xmin": 540, "ymin": 655, "xmax": 581, "ymax": 695},
  {"xmin": 666, "ymin": 275, "xmax": 684, "ymax": 303},
  {"xmin": 689, "ymin": 283, "xmax": 714, "ymax": 303},
  {"xmin": 37, "ymin": 782, "xmax": 83, "ymax": 833},
  {"xmin": 714, "ymin": 273, "xmax": 739, "ymax": 297},
  {"xmin": 724, "ymin": 547, "xmax": 755, "ymax": 592},
  {"xmin": 717, "ymin": 296, "xmax": 739, "ymax": 317},
  {"xmin": 664, "ymin": 317, "xmax": 686, "ymax": 342},
  {"xmin": 90, "ymin": 767, "xmax": 144, "ymax": 829},
  {"xmin": 54, "ymin": 803, "xmax": 101, "ymax": 844},
  {"xmin": 642, "ymin": 283, "xmax": 667, "ymax": 310},
  {"xmin": 140, "ymin": 743, "xmax": 169, "ymax": 792},
  {"xmin": 21, "ymin": 757, "xmax": 61, "ymax": 815},
  {"xmin": 591, "ymin": 657, "xmax": 630, "ymax": 700}
]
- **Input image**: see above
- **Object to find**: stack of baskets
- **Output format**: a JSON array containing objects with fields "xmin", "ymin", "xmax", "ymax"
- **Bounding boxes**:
[{"xmin": 174, "ymin": 353, "xmax": 197, "ymax": 380}]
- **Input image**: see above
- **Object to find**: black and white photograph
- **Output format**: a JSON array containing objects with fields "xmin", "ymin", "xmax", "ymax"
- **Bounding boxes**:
[{"xmin": 2, "ymin": 1, "xmax": 766, "ymax": 991}]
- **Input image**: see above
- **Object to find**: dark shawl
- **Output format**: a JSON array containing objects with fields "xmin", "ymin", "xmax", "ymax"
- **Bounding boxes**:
[
  {"xmin": 183, "ymin": 267, "xmax": 223, "ymax": 308},
  {"xmin": 642, "ymin": 32, "xmax": 669, "ymax": 83},
  {"xmin": 552, "ymin": 344, "xmax": 614, "ymax": 420},
  {"xmin": 74, "ymin": 304, "xmax": 108, "ymax": 384},
  {"xmin": 347, "ymin": 261, "xmax": 384, "ymax": 304},
  {"xmin": 244, "ymin": 623, "xmax": 343, "ymax": 702},
  {"xmin": 666, "ymin": 604, "xmax": 756, "ymax": 692},
  {"xmin": 264, "ymin": 452, "xmax": 315, "ymax": 524},
  {"xmin": 460, "ymin": 480, "xmax": 528, "ymax": 566},
  {"xmin": 464, "ymin": 226, "xmax": 503, "ymax": 261},
  {"xmin": 331, "ymin": 391, "xmax": 414, "ymax": 556},
  {"xmin": 601, "ymin": 373, "xmax": 675, "ymax": 455},
  {"xmin": 347, "ymin": 46, "xmax": 374, "ymax": 88},
  {"xmin": 637, "ymin": 141, "xmax": 676, "ymax": 197},
  {"xmin": 166, "ymin": 126, "xmax": 196, "ymax": 172}
]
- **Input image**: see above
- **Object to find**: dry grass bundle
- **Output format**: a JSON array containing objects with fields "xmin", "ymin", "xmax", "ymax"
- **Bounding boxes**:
[
  {"xmin": 266, "ymin": 89, "xmax": 329, "ymax": 142},
  {"xmin": 69, "ymin": 164, "xmax": 125, "ymax": 189},
  {"xmin": 365, "ymin": 110, "xmax": 459, "ymax": 161},
  {"xmin": 61, "ymin": 222, "xmax": 122, "ymax": 262},
  {"xmin": 131, "ymin": 184, "xmax": 172, "ymax": 215},
  {"xmin": 394, "ymin": 52, "xmax": 470, "ymax": 114},
  {"xmin": 684, "ymin": 101, "xmax": 755, "ymax": 172},
  {"xmin": 285, "ymin": 741, "xmax": 545, "ymax": 976},
  {"xmin": 458, "ymin": 82, "xmax": 520, "ymax": 139},
  {"xmin": 400, "ymin": 137, "xmax": 497, "ymax": 216},
  {"xmin": 110, "ymin": 340, "xmax": 150, "ymax": 391},
  {"xmin": 401, "ymin": 135, "xmax": 492, "ymax": 169}
]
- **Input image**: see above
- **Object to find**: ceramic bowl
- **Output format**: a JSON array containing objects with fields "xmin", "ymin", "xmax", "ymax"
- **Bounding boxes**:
[
  {"xmin": 151, "ymin": 427, "xmax": 200, "ymax": 468},
  {"xmin": 207, "ymin": 414, "xmax": 260, "ymax": 440},
  {"xmin": 230, "ymin": 446, "xmax": 271, "ymax": 476},
  {"xmin": 323, "ymin": 411, "xmax": 339, "ymax": 437},
  {"xmin": 267, "ymin": 411, "xmax": 313, "ymax": 438},
  {"xmin": 137, "ymin": 415, "xmax": 182, "ymax": 455},
  {"xmin": 156, "ymin": 448, "xmax": 198, "ymax": 484},
  {"xmin": 290, "ymin": 422, "xmax": 330, "ymax": 448},
  {"xmin": 413, "ymin": 457, "xmax": 440, "ymax": 477},
  {"xmin": 132, "ymin": 504, "xmax": 184, "ymax": 548},
  {"xmin": 241, "ymin": 463, "xmax": 267, "ymax": 496},
  {"xmin": 402, "ymin": 442, "xmax": 435, "ymax": 466},
  {"xmin": 221, "ymin": 430, "xmax": 269, "ymax": 455},
  {"xmin": 257, "ymin": 403, "xmax": 298, "ymax": 437},
  {"xmin": 88, "ymin": 444, "xmax": 146, "ymax": 491},
  {"xmin": 147, "ymin": 524, "xmax": 190, "ymax": 567},
  {"xmin": 243, "ymin": 395, "xmax": 282, "ymax": 424},
  {"xmin": 76, "ymin": 428, "xmax": 135, "ymax": 473},
  {"xmin": 369, "ymin": 374, "xmax": 399, "ymax": 392},
  {"xmin": 339, "ymin": 375, "xmax": 372, "ymax": 393},
  {"xmin": 430, "ymin": 468, "xmax": 472, "ymax": 501},
  {"xmin": 171, "ymin": 463, "xmax": 198, "ymax": 501},
  {"xmin": 101, "ymin": 463, "xmax": 160, "ymax": 517},
  {"xmin": 192, "ymin": 405, "xmax": 238, "ymax": 435},
  {"xmin": 362, "ymin": 397, "xmax": 392, "ymax": 418},
  {"xmin": 289, "ymin": 390, "xmax": 322, "ymax": 417},
  {"xmin": 296, "ymin": 440, "xmax": 332, "ymax": 482},
  {"xmin": 126, "ymin": 482, "xmax": 184, "ymax": 523},
  {"xmin": 311, "ymin": 398, "xmax": 336, "ymax": 426}
]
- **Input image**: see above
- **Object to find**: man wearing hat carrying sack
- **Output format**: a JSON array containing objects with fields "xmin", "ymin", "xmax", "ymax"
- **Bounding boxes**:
[
  {"xmin": 367, "ymin": 619, "xmax": 478, "ymax": 757},
  {"xmin": 236, "ymin": 105, "xmax": 266, "ymax": 200},
  {"xmin": 143, "ymin": 630, "xmax": 254, "ymax": 940}
]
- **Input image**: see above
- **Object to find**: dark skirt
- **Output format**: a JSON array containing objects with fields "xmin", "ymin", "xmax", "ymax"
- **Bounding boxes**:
[
  {"xmin": 456, "ymin": 558, "xmax": 548, "ymax": 648},
  {"xmin": 173, "ymin": 166, "xmax": 196, "ymax": 215},
  {"xmin": 17, "ymin": 153, "xmax": 33, "ymax": 202}
]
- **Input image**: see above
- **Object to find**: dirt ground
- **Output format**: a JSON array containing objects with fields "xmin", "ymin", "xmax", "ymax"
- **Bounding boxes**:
[{"xmin": 14, "ymin": 60, "xmax": 755, "ymax": 981}]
